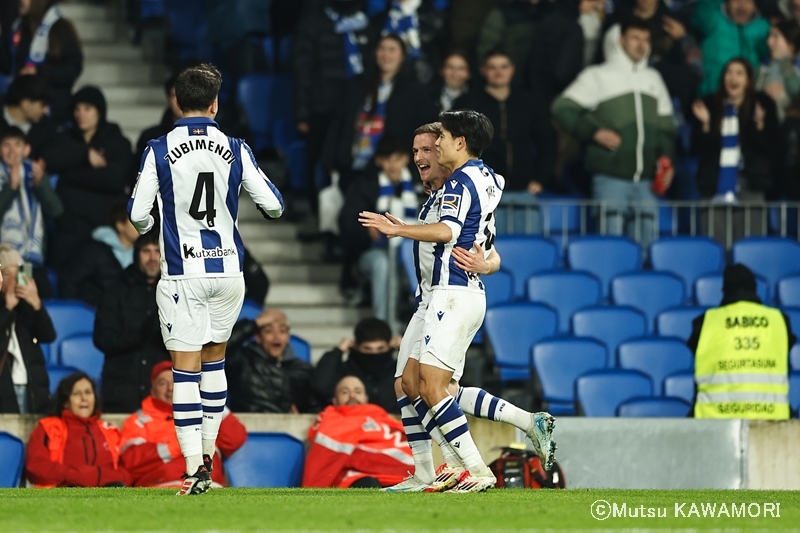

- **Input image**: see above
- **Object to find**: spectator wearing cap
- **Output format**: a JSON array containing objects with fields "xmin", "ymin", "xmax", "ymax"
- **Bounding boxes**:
[
  {"xmin": 45, "ymin": 85, "xmax": 132, "ymax": 271},
  {"xmin": 94, "ymin": 231, "xmax": 169, "ymax": 414},
  {"xmin": 0, "ymin": 74, "xmax": 58, "ymax": 161},
  {"xmin": 120, "ymin": 361, "xmax": 247, "ymax": 488},
  {"xmin": 226, "ymin": 309, "xmax": 320, "ymax": 414},
  {"xmin": 688, "ymin": 264, "xmax": 797, "ymax": 419},
  {"xmin": 0, "ymin": 243, "xmax": 54, "ymax": 414}
]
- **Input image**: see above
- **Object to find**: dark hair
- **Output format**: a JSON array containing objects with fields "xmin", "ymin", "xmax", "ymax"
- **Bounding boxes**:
[
  {"xmin": 108, "ymin": 202, "xmax": 129, "ymax": 227},
  {"xmin": 364, "ymin": 34, "xmax": 407, "ymax": 117},
  {"xmin": 774, "ymin": 19, "xmax": 800, "ymax": 54},
  {"xmin": 414, "ymin": 122, "xmax": 442, "ymax": 138},
  {"xmin": 0, "ymin": 126, "xmax": 27, "ymax": 144},
  {"xmin": 482, "ymin": 48, "xmax": 512, "ymax": 66},
  {"xmin": 175, "ymin": 63, "xmax": 222, "ymax": 113},
  {"xmin": 5, "ymin": 74, "xmax": 50, "ymax": 106},
  {"xmin": 438, "ymin": 110, "xmax": 494, "ymax": 157},
  {"xmin": 712, "ymin": 57, "xmax": 756, "ymax": 143},
  {"xmin": 375, "ymin": 134, "xmax": 407, "ymax": 158},
  {"xmin": 788, "ymin": 92, "xmax": 800, "ymax": 120},
  {"xmin": 51, "ymin": 372, "xmax": 100, "ymax": 417},
  {"xmin": 621, "ymin": 16, "xmax": 652, "ymax": 36},
  {"xmin": 354, "ymin": 318, "xmax": 392, "ymax": 345},
  {"xmin": 441, "ymin": 49, "xmax": 471, "ymax": 70},
  {"xmin": 135, "ymin": 229, "xmax": 160, "ymax": 257},
  {"xmin": 164, "ymin": 72, "xmax": 179, "ymax": 97}
]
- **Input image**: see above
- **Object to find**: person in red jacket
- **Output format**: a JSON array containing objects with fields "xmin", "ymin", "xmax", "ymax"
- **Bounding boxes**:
[
  {"xmin": 25, "ymin": 372, "xmax": 131, "ymax": 487},
  {"xmin": 302, "ymin": 375, "xmax": 412, "ymax": 488},
  {"xmin": 119, "ymin": 361, "xmax": 247, "ymax": 488}
]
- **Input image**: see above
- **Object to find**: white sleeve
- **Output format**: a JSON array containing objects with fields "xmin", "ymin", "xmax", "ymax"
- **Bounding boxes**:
[
  {"xmin": 240, "ymin": 142, "xmax": 284, "ymax": 219},
  {"xmin": 128, "ymin": 145, "xmax": 158, "ymax": 234},
  {"xmin": 439, "ymin": 179, "xmax": 470, "ymax": 244}
]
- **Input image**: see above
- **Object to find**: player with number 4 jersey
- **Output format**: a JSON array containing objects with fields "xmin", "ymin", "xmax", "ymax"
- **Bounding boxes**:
[{"xmin": 128, "ymin": 64, "xmax": 283, "ymax": 497}]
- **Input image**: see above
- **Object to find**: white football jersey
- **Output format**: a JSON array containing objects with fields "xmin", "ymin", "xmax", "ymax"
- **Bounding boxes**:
[
  {"xmin": 433, "ymin": 159, "xmax": 504, "ymax": 293},
  {"xmin": 410, "ymin": 187, "xmax": 443, "ymax": 312},
  {"xmin": 128, "ymin": 117, "xmax": 283, "ymax": 280}
]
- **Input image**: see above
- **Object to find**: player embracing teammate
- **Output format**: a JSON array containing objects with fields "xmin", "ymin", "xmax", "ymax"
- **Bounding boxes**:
[{"xmin": 361, "ymin": 111, "xmax": 556, "ymax": 493}]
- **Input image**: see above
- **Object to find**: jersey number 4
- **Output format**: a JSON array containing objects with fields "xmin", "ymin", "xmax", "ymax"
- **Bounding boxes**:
[{"xmin": 190, "ymin": 172, "xmax": 217, "ymax": 227}]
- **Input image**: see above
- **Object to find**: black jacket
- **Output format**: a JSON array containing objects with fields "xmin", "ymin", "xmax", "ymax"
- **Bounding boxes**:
[
  {"xmin": 778, "ymin": 113, "xmax": 800, "ymax": 200},
  {"xmin": 690, "ymin": 92, "xmax": 781, "ymax": 199},
  {"xmin": 323, "ymin": 69, "xmax": 437, "ymax": 173},
  {"xmin": 58, "ymin": 240, "xmax": 125, "ymax": 308},
  {"xmin": 0, "ymin": 18, "xmax": 83, "ymax": 123},
  {"xmin": 312, "ymin": 347, "xmax": 399, "ymax": 414},
  {"xmin": 226, "ymin": 320, "xmax": 318, "ymax": 413},
  {"xmin": 0, "ymin": 111, "xmax": 59, "ymax": 161},
  {"xmin": 338, "ymin": 166, "xmax": 380, "ymax": 260},
  {"xmin": 292, "ymin": 0, "xmax": 379, "ymax": 122},
  {"xmin": 93, "ymin": 264, "xmax": 168, "ymax": 414},
  {"xmin": 134, "ymin": 108, "xmax": 174, "ymax": 185},
  {"xmin": 0, "ymin": 299, "xmax": 55, "ymax": 414},
  {"xmin": 454, "ymin": 87, "xmax": 557, "ymax": 191}
]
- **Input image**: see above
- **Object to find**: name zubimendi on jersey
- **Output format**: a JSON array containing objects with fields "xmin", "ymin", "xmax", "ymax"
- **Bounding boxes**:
[{"xmin": 163, "ymin": 138, "xmax": 236, "ymax": 165}]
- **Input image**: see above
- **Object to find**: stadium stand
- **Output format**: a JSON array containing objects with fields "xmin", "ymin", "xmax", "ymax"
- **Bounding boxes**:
[
  {"xmin": 611, "ymin": 272, "xmax": 685, "ymax": 333},
  {"xmin": 42, "ymin": 300, "xmax": 96, "ymax": 366},
  {"xmin": 526, "ymin": 271, "xmax": 601, "ymax": 333},
  {"xmin": 59, "ymin": 335, "xmax": 105, "ymax": 391},
  {"xmin": 576, "ymin": 369, "xmax": 653, "ymax": 417},
  {"xmin": 732, "ymin": 238, "xmax": 800, "ymax": 303},
  {"xmin": 567, "ymin": 237, "xmax": 642, "ymax": 299},
  {"xmin": 694, "ymin": 274, "xmax": 770, "ymax": 307},
  {"xmin": 778, "ymin": 275, "xmax": 800, "ymax": 307},
  {"xmin": 493, "ymin": 236, "xmax": 558, "ymax": 299},
  {"xmin": 663, "ymin": 371, "xmax": 695, "ymax": 404},
  {"xmin": 617, "ymin": 338, "xmax": 694, "ymax": 395},
  {"xmin": 656, "ymin": 307, "xmax": 708, "ymax": 341},
  {"xmin": 616, "ymin": 397, "xmax": 693, "ymax": 418},
  {"xmin": 649, "ymin": 237, "xmax": 725, "ymax": 294},
  {"xmin": 224, "ymin": 432, "xmax": 305, "ymax": 488},
  {"xmin": 0, "ymin": 432, "xmax": 24, "ymax": 488},
  {"xmin": 571, "ymin": 306, "xmax": 648, "ymax": 367}
]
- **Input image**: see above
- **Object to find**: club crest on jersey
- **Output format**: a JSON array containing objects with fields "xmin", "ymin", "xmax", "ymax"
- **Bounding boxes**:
[{"xmin": 442, "ymin": 194, "xmax": 460, "ymax": 213}]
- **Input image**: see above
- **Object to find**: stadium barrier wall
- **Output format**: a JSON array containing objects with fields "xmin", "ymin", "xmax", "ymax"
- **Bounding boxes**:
[{"xmin": 3, "ymin": 414, "xmax": 798, "ymax": 489}]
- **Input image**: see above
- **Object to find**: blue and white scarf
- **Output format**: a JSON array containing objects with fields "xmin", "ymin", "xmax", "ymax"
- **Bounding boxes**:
[
  {"xmin": 376, "ymin": 166, "xmax": 417, "ymax": 222},
  {"xmin": 383, "ymin": 0, "xmax": 421, "ymax": 59},
  {"xmin": 11, "ymin": 4, "xmax": 63, "ymax": 70},
  {"xmin": 715, "ymin": 102, "xmax": 740, "ymax": 201},
  {"xmin": 0, "ymin": 161, "xmax": 44, "ymax": 265},
  {"xmin": 325, "ymin": 7, "xmax": 368, "ymax": 79}
]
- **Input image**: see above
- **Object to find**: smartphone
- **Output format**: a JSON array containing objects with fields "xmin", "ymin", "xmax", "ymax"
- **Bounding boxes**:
[{"xmin": 17, "ymin": 263, "xmax": 32, "ymax": 286}]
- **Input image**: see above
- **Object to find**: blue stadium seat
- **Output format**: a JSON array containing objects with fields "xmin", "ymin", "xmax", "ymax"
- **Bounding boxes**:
[
  {"xmin": 0, "ymin": 432, "xmax": 24, "ymax": 488},
  {"xmin": 781, "ymin": 308, "xmax": 800, "ymax": 338},
  {"xmin": 733, "ymin": 237, "xmax": 800, "ymax": 302},
  {"xmin": 791, "ymin": 344, "xmax": 800, "ymax": 371},
  {"xmin": 616, "ymin": 396, "xmax": 692, "ymax": 417},
  {"xmin": 46, "ymin": 366, "xmax": 81, "ymax": 395},
  {"xmin": 140, "ymin": 0, "xmax": 164, "ymax": 19},
  {"xmin": 484, "ymin": 268, "xmax": 514, "ymax": 308},
  {"xmin": 663, "ymin": 371, "xmax": 695, "ymax": 404},
  {"xmin": 494, "ymin": 236, "xmax": 558, "ymax": 299},
  {"xmin": 617, "ymin": 338, "xmax": 694, "ymax": 395},
  {"xmin": 273, "ymin": 118, "xmax": 308, "ymax": 190},
  {"xmin": 575, "ymin": 369, "xmax": 653, "ymax": 417},
  {"xmin": 567, "ymin": 236, "xmax": 642, "ymax": 299},
  {"xmin": 164, "ymin": 0, "xmax": 211, "ymax": 63},
  {"xmin": 238, "ymin": 299, "xmax": 263, "ymax": 321},
  {"xmin": 778, "ymin": 275, "xmax": 800, "ymax": 307},
  {"xmin": 46, "ymin": 268, "xmax": 58, "ymax": 299},
  {"xmin": 650, "ymin": 237, "xmax": 724, "ymax": 293},
  {"xmin": 611, "ymin": 272, "xmax": 685, "ymax": 333},
  {"xmin": 43, "ymin": 300, "xmax": 96, "ymax": 366},
  {"xmin": 540, "ymin": 196, "xmax": 581, "ymax": 234},
  {"xmin": 59, "ymin": 335, "xmax": 104, "ymax": 390},
  {"xmin": 531, "ymin": 338, "xmax": 607, "ymax": 416},
  {"xmin": 484, "ymin": 303, "xmax": 558, "ymax": 383},
  {"xmin": 656, "ymin": 307, "xmax": 708, "ymax": 342},
  {"xmin": 289, "ymin": 335, "xmax": 311, "ymax": 363},
  {"xmin": 224, "ymin": 432, "xmax": 305, "ymax": 487},
  {"xmin": 526, "ymin": 271, "xmax": 601, "ymax": 333},
  {"xmin": 571, "ymin": 306, "xmax": 647, "ymax": 366},
  {"xmin": 695, "ymin": 274, "xmax": 769, "ymax": 307},
  {"xmin": 236, "ymin": 73, "xmax": 292, "ymax": 151},
  {"xmin": 790, "ymin": 372, "xmax": 800, "ymax": 418}
]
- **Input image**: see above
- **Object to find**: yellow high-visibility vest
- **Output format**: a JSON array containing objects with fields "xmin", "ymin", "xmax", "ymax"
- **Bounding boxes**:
[{"xmin": 695, "ymin": 300, "xmax": 789, "ymax": 419}]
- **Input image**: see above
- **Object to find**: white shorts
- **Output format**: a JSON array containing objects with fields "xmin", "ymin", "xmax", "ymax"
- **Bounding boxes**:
[
  {"xmin": 395, "ymin": 308, "xmax": 426, "ymax": 378},
  {"xmin": 156, "ymin": 276, "xmax": 246, "ymax": 352},
  {"xmin": 418, "ymin": 289, "xmax": 485, "ymax": 382}
]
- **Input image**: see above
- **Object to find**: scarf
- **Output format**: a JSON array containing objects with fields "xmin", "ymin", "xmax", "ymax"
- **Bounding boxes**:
[
  {"xmin": 383, "ymin": 0, "xmax": 421, "ymax": 59},
  {"xmin": 325, "ymin": 7, "xmax": 368, "ymax": 79},
  {"xmin": 376, "ymin": 166, "xmax": 417, "ymax": 221},
  {"xmin": 715, "ymin": 102, "xmax": 740, "ymax": 201},
  {"xmin": 352, "ymin": 81, "xmax": 394, "ymax": 170},
  {"xmin": 11, "ymin": 4, "xmax": 63, "ymax": 70},
  {"xmin": 0, "ymin": 161, "xmax": 44, "ymax": 265},
  {"xmin": 440, "ymin": 84, "xmax": 465, "ymax": 112}
]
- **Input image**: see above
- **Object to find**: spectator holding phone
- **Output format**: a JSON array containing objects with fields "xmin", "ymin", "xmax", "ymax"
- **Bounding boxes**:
[{"xmin": 0, "ymin": 243, "xmax": 54, "ymax": 414}]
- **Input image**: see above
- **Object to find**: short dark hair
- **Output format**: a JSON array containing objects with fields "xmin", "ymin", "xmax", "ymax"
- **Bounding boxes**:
[
  {"xmin": 441, "ymin": 50, "xmax": 470, "ymax": 70},
  {"xmin": 438, "ymin": 110, "xmax": 494, "ymax": 158},
  {"xmin": 108, "ymin": 202, "xmax": 129, "ymax": 227},
  {"xmin": 174, "ymin": 63, "xmax": 222, "ymax": 113},
  {"xmin": 354, "ymin": 318, "xmax": 392, "ymax": 345},
  {"xmin": 51, "ymin": 372, "xmax": 101, "ymax": 417},
  {"xmin": 0, "ymin": 126, "xmax": 27, "ymax": 144},
  {"xmin": 483, "ymin": 49, "xmax": 512, "ymax": 66},
  {"xmin": 621, "ymin": 16, "xmax": 652, "ymax": 36},
  {"xmin": 774, "ymin": 19, "xmax": 800, "ymax": 52},
  {"xmin": 414, "ymin": 122, "xmax": 442, "ymax": 138},
  {"xmin": 375, "ymin": 134, "xmax": 407, "ymax": 159},
  {"xmin": 5, "ymin": 74, "xmax": 50, "ymax": 106},
  {"xmin": 164, "ymin": 71, "xmax": 179, "ymax": 97},
  {"xmin": 135, "ymin": 229, "xmax": 159, "ymax": 253}
]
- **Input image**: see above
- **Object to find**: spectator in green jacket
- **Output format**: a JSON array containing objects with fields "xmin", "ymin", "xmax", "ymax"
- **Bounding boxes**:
[
  {"xmin": 475, "ymin": 0, "xmax": 542, "ymax": 86},
  {"xmin": 694, "ymin": 0, "xmax": 770, "ymax": 96}
]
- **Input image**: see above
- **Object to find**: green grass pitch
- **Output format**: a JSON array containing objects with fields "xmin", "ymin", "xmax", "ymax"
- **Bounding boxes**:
[{"xmin": 1, "ymin": 488, "xmax": 799, "ymax": 532}]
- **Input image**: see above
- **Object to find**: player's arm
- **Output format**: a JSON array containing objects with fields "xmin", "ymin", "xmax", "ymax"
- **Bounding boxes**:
[
  {"xmin": 240, "ymin": 142, "xmax": 284, "ymax": 219},
  {"xmin": 359, "ymin": 211, "xmax": 452, "ymax": 242},
  {"xmin": 127, "ymin": 145, "xmax": 158, "ymax": 234},
  {"xmin": 451, "ymin": 243, "xmax": 501, "ymax": 275}
]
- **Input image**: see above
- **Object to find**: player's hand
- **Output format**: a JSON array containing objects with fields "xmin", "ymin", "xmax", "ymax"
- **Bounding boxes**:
[
  {"xmin": 662, "ymin": 16, "xmax": 686, "ymax": 40},
  {"xmin": 593, "ymin": 129, "xmax": 621, "ymax": 151},
  {"xmin": 451, "ymin": 242, "xmax": 490, "ymax": 275},
  {"xmin": 32, "ymin": 158, "xmax": 46, "ymax": 185},
  {"xmin": 527, "ymin": 181, "xmax": 542, "ymax": 195},
  {"xmin": 16, "ymin": 275, "xmax": 41, "ymax": 310},
  {"xmin": 88, "ymin": 148, "xmax": 107, "ymax": 168},
  {"xmin": 19, "ymin": 65, "xmax": 36, "ymax": 75},
  {"xmin": 296, "ymin": 122, "xmax": 310, "ymax": 134},
  {"xmin": 338, "ymin": 338, "xmax": 355, "ymax": 352},
  {"xmin": 358, "ymin": 211, "xmax": 400, "ymax": 237}
]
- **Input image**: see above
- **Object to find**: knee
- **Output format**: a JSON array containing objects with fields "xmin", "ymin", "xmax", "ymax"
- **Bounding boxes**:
[{"xmin": 401, "ymin": 374, "xmax": 419, "ymax": 400}]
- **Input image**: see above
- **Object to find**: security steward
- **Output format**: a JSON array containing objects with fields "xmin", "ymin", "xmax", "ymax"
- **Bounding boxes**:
[{"xmin": 687, "ymin": 264, "xmax": 796, "ymax": 419}]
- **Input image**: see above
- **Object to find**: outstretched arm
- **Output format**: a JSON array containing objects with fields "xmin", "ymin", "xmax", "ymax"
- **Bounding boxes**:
[
  {"xmin": 240, "ymin": 142, "xmax": 283, "ymax": 219},
  {"xmin": 359, "ymin": 211, "xmax": 452, "ymax": 243}
]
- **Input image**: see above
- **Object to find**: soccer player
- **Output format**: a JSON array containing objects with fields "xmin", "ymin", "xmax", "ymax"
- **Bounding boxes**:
[
  {"xmin": 376, "ymin": 123, "xmax": 556, "ymax": 492},
  {"xmin": 361, "ymin": 111, "xmax": 554, "ymax": 492},
  {"xmin": 127, "ymin": 64, "xmax": 283, "ymax": 496}
]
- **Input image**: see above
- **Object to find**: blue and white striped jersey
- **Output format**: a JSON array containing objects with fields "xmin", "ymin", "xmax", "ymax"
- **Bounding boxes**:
[
  {"xmin": 432, "ymin": 159, "xmax": 503, "ymax": 293},
  {"xmin": 410, "ymin": 187, "xmax": 443, "ymax": 312},
  {"xmin": 128, "ymin": 117, "xmax": 283, "ymax": 280}
]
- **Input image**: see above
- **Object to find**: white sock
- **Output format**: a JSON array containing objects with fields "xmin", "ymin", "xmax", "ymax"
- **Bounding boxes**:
[
  {"xmin": 200, "ymin": 359, "xmax": 227, "ymax": 458},
  {"xmin": 413, "ymin": 397, "xmax": 462, "ymax": 468},
  {"xmin": 398, "ymin": 395, "xmax": 435, "ymax": 483},
  {"xmin": 172, "ymin": 368, "xmax": 203, "ymax": 473},
  {"xmin": 457, "ymin": 386, "xmax": 532, "ymax": 432},
  {"xmin": 429, "ymin": 396, "xmax": 489, "ymax": 476}
]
